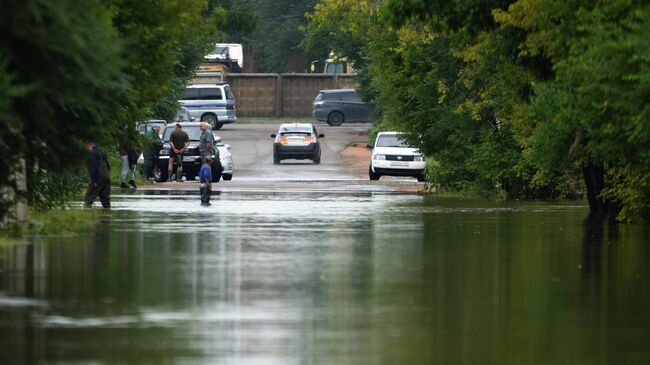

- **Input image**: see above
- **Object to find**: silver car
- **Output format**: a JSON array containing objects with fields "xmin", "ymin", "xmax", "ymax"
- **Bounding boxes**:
[
  {"xmin": 313, "ymin": 89, "xmax": 373, "ymax": 126},
  {"xmin": 214, "ymin": 135, "xmax": 234, "ymax": 180},
  {"xmin": 179, "ymin": 83, "xmax": 237, "ymax": 130}
]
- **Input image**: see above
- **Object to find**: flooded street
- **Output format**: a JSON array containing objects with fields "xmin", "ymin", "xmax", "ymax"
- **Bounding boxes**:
[{"xmin": 1, "ymin": 193, "xmax": 649, "ymax": 364}]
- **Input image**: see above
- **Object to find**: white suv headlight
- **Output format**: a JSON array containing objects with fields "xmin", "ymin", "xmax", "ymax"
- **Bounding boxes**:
[
  {"xmin": 373, "ymin": 154, "xmax": 386, "ymax": 160},
  {"xmin": 414, "ymin": 155, "xmax": 425, "ymax": 161}
]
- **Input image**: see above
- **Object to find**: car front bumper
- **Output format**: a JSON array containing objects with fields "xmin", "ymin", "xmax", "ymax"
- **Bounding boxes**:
[
  {"xmin": 158, "ymin": 153, "xmax": 225, "ymax": 172},
  {"xmin": 221, "ymin": 157, "xmax": 234, "ymax": 174},
  {"xmin": 371, "ymin": 160, "xmax": 426, "ymax": 175}
]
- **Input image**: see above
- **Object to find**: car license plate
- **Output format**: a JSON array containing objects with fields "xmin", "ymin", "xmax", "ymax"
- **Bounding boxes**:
[
  {"xmin": 183, "ymin": 156, "xmax": 196, "ymax": 162},
  {"xmin": 390, "ymin": 161, "xmax": 409, "ymax": 167}
]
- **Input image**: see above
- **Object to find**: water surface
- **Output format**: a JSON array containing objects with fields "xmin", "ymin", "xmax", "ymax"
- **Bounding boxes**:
[{"xmin": 1, "ymin": 193, "xmax": 649, "ymax": 364}]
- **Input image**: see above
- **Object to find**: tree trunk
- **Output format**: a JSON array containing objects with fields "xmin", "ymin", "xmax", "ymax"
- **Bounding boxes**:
[
  {"xmin": 582, "ymin": 163, "xmax": 620, "ymax": 223},
  {"xmin": 582, "ymin": 163, "xmax": 605, "ymax": 218}
]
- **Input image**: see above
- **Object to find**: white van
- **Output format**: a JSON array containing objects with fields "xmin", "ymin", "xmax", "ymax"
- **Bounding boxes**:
[
  {"xmin": 179, "ymin": 83, "xmax": 236, "ymax": 130},
  {"xmin": 368, "ymin": 132, "xmax": 426, "ymax": 181}
]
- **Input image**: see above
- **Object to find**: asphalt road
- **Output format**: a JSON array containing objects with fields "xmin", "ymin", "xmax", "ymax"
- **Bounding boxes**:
[
  {"xmin": 143, "ymin": 121, "xmax": 426, "ymax": 193},
  {"xmin": 219, "ymin": 121, "xmax": 369, "ymax": 179}
]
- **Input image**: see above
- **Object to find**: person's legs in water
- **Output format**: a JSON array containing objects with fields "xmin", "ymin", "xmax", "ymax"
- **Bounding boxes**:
[
  {"xmin": 168, "ymin": 152, "xmax": 175, "ymax": 182},
  {"xmin": 85, "ymin": 182, "xmax": 99, "ymax": 207},
  {"xmin": 200, "ymin": 184, "xmax": 211, "ymax": 206},
  {"xmin": 143, "ymin": 151, "xmax": 153, "ymax": 180},
  {"xmin": 98, "ymin": 177, "xmax": 111, "ymax": 208},
  {"xmin": 128, "ymin": 164, "xmax": 137, "ymax": 189},
  {"xmin": 176, "ymin": 153, "xmax": 183, "ymax": 182}
]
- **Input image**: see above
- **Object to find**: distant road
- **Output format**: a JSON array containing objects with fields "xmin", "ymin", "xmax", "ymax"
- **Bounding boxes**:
[
  {"xmin": 140, "ymin": 121, "xmax": 426, "ymax": 194},
  {"xmin": 218, "ymin": 122, "xmax": 371, "ymax": 180}
]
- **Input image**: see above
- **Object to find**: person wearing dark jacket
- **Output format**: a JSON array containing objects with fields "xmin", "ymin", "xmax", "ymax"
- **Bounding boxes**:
[
  {"xmin": 85, "ymin": 142, "xmax": 111, "ymax": 208},
  {"xmin": 143, "ymin": 123, "xmax": 162, "ymax": 180}
]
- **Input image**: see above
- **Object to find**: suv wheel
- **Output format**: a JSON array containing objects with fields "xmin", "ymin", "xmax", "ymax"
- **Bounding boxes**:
[
  {"xmin": 417, "ymin": 172, "xmax": 427, "ymax": 182},
  {"xmin": 274, "ymin": 153, "xmax": 281, "ymax": 165},
  {"xmin": 223, "ymin": 173, "xmax": 233, "ymax": 181},
  {"xmin": 369, "ymin": 165, "xmax": 380, "ymax": 181},
  {"xmin": 327, "ymin": 111, "xmax": 344, "ymax": 126},
  {"xmin": 202, "ymin": 114, "xmax": 219, "ymax": 130}
]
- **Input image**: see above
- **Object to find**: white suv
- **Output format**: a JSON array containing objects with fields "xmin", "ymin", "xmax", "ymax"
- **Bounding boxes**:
[
  {"xmin": 369, "ymin": 132, "xmax": 426, "ymax": 181},
  {"xmin": 179, "ymin": 83, "xmax": 236, "ymax": 130}
]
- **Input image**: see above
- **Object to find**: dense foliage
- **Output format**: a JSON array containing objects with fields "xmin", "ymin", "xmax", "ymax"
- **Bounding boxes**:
[
  {"xmin": 304, "ymin": 0, "xmax": 650, "ymax": 222},
  {"xmin": 0, "ymin": 0, "xmax": 221, "ymax": 223},
  {"xmin": 211, "ymin": 0, "xmax": 321, "ymax": 72},
  {"xmin": 247, "ymin": 0, "xmax": 321, "ymax": 72}
]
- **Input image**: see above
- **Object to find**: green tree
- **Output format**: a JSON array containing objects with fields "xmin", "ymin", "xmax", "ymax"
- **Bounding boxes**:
[
  {"xmin": 247, "ymin": 0, "xmax": 320, "ymax": 72},
  {"xmin": 0, "ymin": 0, "xmax": 223, "ymax": 224},
  {"xmin": 106, "ymin": 0, "xmax": 220, "ymax": 122},
  {"xmin": 0, "ymin": 0, "xmax": 130, "ymax": 218},
  {"xmin": 208, "ymin": 0, "xmax": 258, "ymax": 43},
  {"xmin": 305, "ymin": 0, "xmax": 649, "ymax": 220},
  {"xmin": 494, "ymin": 0, "xmax": 650, "ymax": 220}
]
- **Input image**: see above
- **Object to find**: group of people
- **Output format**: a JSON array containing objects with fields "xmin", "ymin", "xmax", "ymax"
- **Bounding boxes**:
[{"xmin": 84, "ymin": 121, "xmax": 217, "ymax": 208}]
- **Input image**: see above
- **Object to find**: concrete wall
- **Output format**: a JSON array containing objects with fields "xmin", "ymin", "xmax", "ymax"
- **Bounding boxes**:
[
  {"xmin": 191, "ymin": 73, "xmax": 358, "ymax": 118},
  {"xmin": 227, "ymin": 74, "xmax": 278, "ymax": 117}
]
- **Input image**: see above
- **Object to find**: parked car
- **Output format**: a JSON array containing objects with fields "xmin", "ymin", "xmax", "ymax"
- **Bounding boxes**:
[
  {"xmin": 271, "ymin": 123, "xmax": 324, "ymax": 164},
  {"xmin": 175, "ymin": 107, "xmax": 193, "ymax": 123},
  {"xmin": 154, "ymin": 123, "xmax": 223, "ymax": 182},
  {"xmin": 214, "ymin": 135, "xmax": 234, "ymax": 181},
  {"xmin": 368, "ymin": 132, "xmax": 426, "ymax": 181},
  {"xmin": 313, "ymin": 89, "xmax": 373, "ymax": 126},
  {"xmin": 136, "ymin": 120, "xmax": 166, "ymax": 135},
  {"xmin": 179, "ymin": 83, "xmax": 236, "ymax": 130}
]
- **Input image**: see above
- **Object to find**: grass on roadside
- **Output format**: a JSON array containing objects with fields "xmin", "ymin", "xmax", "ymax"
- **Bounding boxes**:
[{"xmin": 1, "ymin": 208, "xmax": 101, "ymax": 240}]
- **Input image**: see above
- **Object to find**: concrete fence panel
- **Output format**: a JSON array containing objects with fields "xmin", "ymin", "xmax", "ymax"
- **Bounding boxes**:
[
  {"xmin": 225, "ymin": 74, "xmax": 278, "ymax": 117},
  {"xmin": 282, "ymin": 74, "xmax": 332, "ymax": 117},
  {"xmin": 193, "ymin": 73, "xmax": 359, "ymax": 118}
]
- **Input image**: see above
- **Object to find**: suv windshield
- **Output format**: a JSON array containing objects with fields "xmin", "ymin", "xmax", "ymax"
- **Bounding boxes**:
[
  {"xmin": 376, "ymin": 134, "xmax": 411, "ymax": 148},
  {"xmin": 162, "ymin": 126, "xmax": 202, "ymax": 141}
]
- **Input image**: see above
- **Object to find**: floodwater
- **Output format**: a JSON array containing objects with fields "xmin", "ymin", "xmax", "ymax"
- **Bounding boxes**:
[{"xmin": 1, "ymin": 193, "xmax": 649, "ymax": 364}]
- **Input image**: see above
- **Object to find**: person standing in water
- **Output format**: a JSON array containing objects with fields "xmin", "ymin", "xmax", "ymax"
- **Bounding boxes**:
[{"xmin": 199, "ymin": 156, "xmax": 212, "ymax": 206}]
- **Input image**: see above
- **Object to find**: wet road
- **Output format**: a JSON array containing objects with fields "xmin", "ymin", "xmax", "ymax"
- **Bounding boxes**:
[
  {"xmin": 1, "ymin": 193, "xmax": 650, "ymax": 364},
  {"xmin": 219, "ymin": 122, "xmax": 369, "ymax": 179},
  {"xmin": 146, "ymin": 122, "xmax": 426, "ymax": 193},
  {"xmin": 1, "ymin": 123, "xmax": 649, "ymax": 364}
]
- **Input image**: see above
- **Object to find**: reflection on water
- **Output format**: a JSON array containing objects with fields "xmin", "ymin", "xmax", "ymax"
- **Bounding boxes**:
[{"xmin": 1, "ymin": 193, "xmax": 649, "ymax": 364}]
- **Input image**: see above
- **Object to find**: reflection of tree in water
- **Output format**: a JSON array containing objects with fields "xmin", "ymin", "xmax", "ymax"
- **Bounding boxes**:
[{"xmin": 580, "ymin": 219, "xmax": 620, "ymax": 279}]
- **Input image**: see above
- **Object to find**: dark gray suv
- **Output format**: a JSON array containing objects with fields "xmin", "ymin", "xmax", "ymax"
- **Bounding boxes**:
[{"xmin": 313, "ymin": 89, "xmax": 373, "ymax": 126}]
